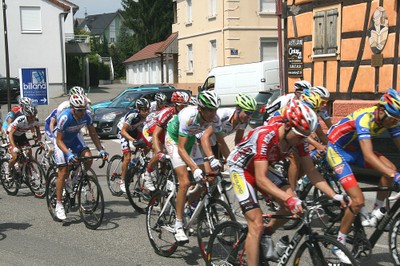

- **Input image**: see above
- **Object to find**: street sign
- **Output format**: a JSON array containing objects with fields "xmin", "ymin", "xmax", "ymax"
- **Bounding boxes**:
[{"xmin": 19, "ymin": 68, "xmax": 49, "ymax": 105}]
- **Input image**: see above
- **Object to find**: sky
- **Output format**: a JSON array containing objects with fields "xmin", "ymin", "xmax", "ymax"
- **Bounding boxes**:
[{"xmin": 71, "ymin": 0, "xmax": 123, "ymax": 18}]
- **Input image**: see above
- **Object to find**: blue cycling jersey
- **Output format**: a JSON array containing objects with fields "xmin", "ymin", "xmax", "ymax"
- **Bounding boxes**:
[
  {"xmin": 56, "ymin": 108, "xmax": 92, "ymax": 143},
  {"xmin": 45, "ymin": 108, "xmax": 58, "ymax": 134}
]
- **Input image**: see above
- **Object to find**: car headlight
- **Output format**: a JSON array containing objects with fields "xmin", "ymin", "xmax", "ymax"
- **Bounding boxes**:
[{"xmin": 102, "ymin": 111, "xmax": 122, "ymax": 120}]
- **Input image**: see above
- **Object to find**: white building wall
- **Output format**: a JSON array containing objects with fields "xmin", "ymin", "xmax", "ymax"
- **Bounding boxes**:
[
  {"xmin": 0, "ymin": 0, "xmax": 71, "ymax": 98},
  {"xmin": 126, "ymin": 58, "xmax": 164, "ymax": 86}
]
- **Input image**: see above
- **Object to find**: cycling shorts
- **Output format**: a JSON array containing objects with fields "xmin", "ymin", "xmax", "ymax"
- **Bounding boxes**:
[
  {"xmin": 164, "ymin": 132, "xmax": 203, "ymax": 168},
  {"xmin": 54, "ymin": 134, "xmax": 87, "ymax": 166},
  {"xmin": 118, "ymin": 131, "xmax": 150, "ymax": 154},
  {"xmin": 229, "ymin": 166, "xmax": 288, "ymax": 214},
  {"xmin": 326, "ymin": 142, "xmax": 381, "ymax": 190}
]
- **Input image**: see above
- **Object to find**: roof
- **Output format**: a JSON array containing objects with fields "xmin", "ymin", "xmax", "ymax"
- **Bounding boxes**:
[
  {"xmin": 124, "ymin": 32, "xmax": 178, "ymax": 64},
  {"xmin": 77, "ymin": 12, "xmax": 120, "ymax": 35},
  {"xmin": 47, "ymin": 0, "xmax": 71, "ymax": 11}
]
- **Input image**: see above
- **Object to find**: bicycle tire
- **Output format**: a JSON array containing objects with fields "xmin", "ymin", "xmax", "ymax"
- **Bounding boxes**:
[
  {"xmin": 46, "ymin": 172, "xmax": 71, "ymax": 221},
  {"xmin": 1, "ymin": 159, "xmax": 18, "ymax": 196},
  {"xmin": 293, "ymin": 234, "xmax": 359, "ymax": 266},
  {"xmin": 206, "ymin": 220, "xmax": 247, "ymax": 266},
  {"xmin": 389, "ymin": 212, "xmax": 400, "ymax": 265},
  {"xmin": 23, "ymin": 160, "xmax": 46, "ymax": 198},
  {"xmin": 34, "ymin": 146, "xmax": 51, "ymax": 173},
  {"xmin": 78, "ymin": 173, "xmax": 104, "ymax": 230},
  {"xmin": 146, "ymin": 190, "xmax": 178, "ymax": 257},
  {"xmin": 125, "ymin": 165, "xmax": 151, "ymax": 214},
  {"xmin": 106, "ymin": 154, "xmax": 123, "ymax": 196},
  {"xmin": 197, "ymin": 198, "xmax": 236, "ymax": 261}
]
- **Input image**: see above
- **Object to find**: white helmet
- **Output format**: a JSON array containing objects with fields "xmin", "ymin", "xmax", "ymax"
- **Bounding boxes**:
[
  {"xmin": 154, "ymin": 92, "xmax": 167, "ymax": 104},
  {"xmin": 18, "ymin": 97, "xmax": 33, "ymax": 107},
  {"xmin": 69, "ymin": 86, "xmax": 85, "ymax": 95},
  {"xmin": 197, "ymin": 91, "xmax": 221, "ymax": 109},
  {"xmin": 69, "ymin": 94, "xmax": 87, "ymax": 108},
  {"xmin": 294, "ymin": 80, "xmax": 312, "ymax": 92},
  {"xmin": 311, "ymin": 86, "xmax": 330, "ymax": 99}
]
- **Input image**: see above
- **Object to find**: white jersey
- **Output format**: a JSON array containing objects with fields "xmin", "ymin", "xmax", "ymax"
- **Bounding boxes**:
[
  {"xmin": 8, "ymin": 115, "xmax": 39, "ymax": 136},
  {"xmin": 56, "ymin": 100, "xmax": 70, "ymax": 118},
  {"xmin": 150, "ymin": 101, "xmax": 158, "ymax": 113}
]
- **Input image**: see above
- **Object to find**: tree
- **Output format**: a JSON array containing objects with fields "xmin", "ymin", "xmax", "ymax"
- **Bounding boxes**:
[{"xmin": 121, "ymin": 0, "xmax": 173, "ymax": 49}]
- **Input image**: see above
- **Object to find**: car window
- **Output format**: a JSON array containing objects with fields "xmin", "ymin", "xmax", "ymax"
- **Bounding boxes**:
[
  {"xmin": 255, "ymin": 92, "xmax": 272, "ymax": 104},
  {"xmin": 109, "ymin": 91, "xmax": 142, "ymax": 108}
]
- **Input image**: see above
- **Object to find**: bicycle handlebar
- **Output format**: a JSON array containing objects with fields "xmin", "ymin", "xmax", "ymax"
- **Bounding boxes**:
[{"xmin": 77, "ymin": 155, "xmax": 107, "ymax": 168}]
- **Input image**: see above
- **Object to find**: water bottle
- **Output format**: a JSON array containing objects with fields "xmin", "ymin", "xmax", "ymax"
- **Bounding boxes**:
[
  {"xmin": 260, "ymin": 234, "xmax": 274, "ymax": 260},
  {"xmin": 369, "ymin": 207, "xmax": 386, "ymax": 227},
  {"xmin": 272, "ymin": 235, "xmax": 289, "ymax": 260},
  {"xmin": 65, "ymin": 177, "xmax": 73, "ymax": 194},
  {"xmin": 129, "ymin": 158, "xmax": 138, "ymax": 169}
]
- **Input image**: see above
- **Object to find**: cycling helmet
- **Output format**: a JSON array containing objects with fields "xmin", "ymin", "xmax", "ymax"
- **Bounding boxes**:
[
  {"xmin": 189, "ymin": 97, "xmax": 198, "ymax": 106},
  {"xmin": 294, "ymin": 80, "xmax": 312, "ymax": 92},
  {"xmin": 311, "ymin": 86, "xmax": 330, "ymax": 99},
  {"xmin": 22, "ymin": 105, "xmax": 37, "ymax": 116},
  {"xmin": 171, "ymin": 91, "xmax": 190, "ymax": 105},
  {"xmin": 235, "ymin": 93, "xmax": 257, "ymax": 111},
  {"xmin": 300, "ymin": 89, "xmax": 322, "ymax": 111},
  {"xmin": 284, "ymin": 100, "xmax": 318, "ymax": 135},
  {"xmin": 135, "ymin": 98, "xmax": 150, "ymax": 110},
  {"xmin": 69, "ymin": 94, "xmax": 87, "ymax": 109},
  {"xmin": 380, "ymin": 88, "xmax": 400, "ymax": 117},
  {"xmin": 154, "ymin": 92, "xmax": 167, "ymax": 104},
  {"xmin": 18, "ymin": 97, "xmax": 33, "ymax": 107},
  {"xmin": 197, "ymin": 91, "xmax": 221, "ymax": 109},
  {"xmin": 69, "ymin": 86, "xmax": 85, "ymax": 95}
]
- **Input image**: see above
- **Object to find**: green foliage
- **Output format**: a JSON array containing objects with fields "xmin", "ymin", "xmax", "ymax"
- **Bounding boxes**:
[
  {"xmin": 121, "ymin": 0, "xmax": 173, "ymax": 49},
  {"xmin": 66, "ymin": 55, "xmax": 83, "ymax": 87},
  {"xmin": 88, "ymin": 54, "xmax": 110, "ymax": 86}
]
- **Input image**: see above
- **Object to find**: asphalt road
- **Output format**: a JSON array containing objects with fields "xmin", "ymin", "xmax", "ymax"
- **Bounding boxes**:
[{"xmin": 0, "ymin": 84, "xmax": 397, "ymax": 265}]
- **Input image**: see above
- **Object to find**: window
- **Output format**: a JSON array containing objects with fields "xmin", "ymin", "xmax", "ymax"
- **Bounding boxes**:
[
  {"xmin": 187, "ymin": 44, "xmax": 193, "ymax": 72},
  {"xmin": 313, "ymin": 6, "xmax": 341, "ymax": 57},
  {"xmin": 260, "ymin": 0, "xmax": 275, "ymax": 13},
  {"xmin": 20, "ymin": 6, "xmax": 42, "ymax": 33},
  {"xmin": 187, "ymin": 0, "xmax": 192, "ymax": 24},
  {"xmin": 209, "ymin": 0, "xmax": 217, "ymax": 18},
  {"xmin": 210, "ymin": 40, "xmax": 217, "ymax": 69},
  {"xmin": 260, "ymin": 39, "xmax": 278, "ymax": 60}
]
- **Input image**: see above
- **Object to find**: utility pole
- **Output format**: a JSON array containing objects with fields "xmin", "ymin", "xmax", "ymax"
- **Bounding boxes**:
[{"xmin": 2, "ymin": 0, "xmax": 11, "ymax": 110}]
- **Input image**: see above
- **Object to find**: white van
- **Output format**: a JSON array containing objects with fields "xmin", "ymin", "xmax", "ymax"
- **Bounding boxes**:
[{"xmin": 199, "ymin": 60, "xmax": 280, "ymax": 106}]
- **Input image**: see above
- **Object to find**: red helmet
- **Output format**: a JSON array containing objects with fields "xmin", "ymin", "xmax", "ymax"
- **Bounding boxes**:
[
  {"xmin": 171, "ymin": 91, "xmax": 190, "ymax": 105},
  {"xmin": 284, "ymin": 100, "xmax": 318, "ymax": 136}
]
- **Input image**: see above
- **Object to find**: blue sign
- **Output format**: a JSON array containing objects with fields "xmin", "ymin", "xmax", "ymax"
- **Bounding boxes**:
[{"xmin": 19, "ymin": 68, "xmax": 49, "ymax": 105}]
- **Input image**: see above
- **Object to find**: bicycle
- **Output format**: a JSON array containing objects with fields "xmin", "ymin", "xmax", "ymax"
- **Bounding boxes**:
[
  {"xmin": 35, "ymin": 138, "xmax": 56, "ymax": 175},
  {"xmin": 1, "ymin": 144, "xmax": 46, "ymax": 198},
  {"xmin": 146, "ymin": 172, "xmax": 236, "ymax": 261},
  {"xmin": 206, "ymin": 198, "xmax": 359, "ymax": 266},
  {"xmin": 324, "ymin": 184, "xmax": 400, "ymax": 264},
  {"xmin": 45, "ymin": 155, "xmax": 106, "ymax": 230}
]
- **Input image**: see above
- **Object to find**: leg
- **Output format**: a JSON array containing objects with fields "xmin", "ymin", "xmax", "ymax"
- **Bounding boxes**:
[
  {"xmin": 244, "ymin": 208, "xmax": 264, "ymax": 266},
  {"xmin": 287, "ymin": 152, "xmax": 301, "ymax": 191},
  {"xmin": 174, "ymin": 165, "xmax": 190, "ymax": 242},
  {"xmin": 55, "ymin": 165, "xmax": 68, "ymax": 220}
]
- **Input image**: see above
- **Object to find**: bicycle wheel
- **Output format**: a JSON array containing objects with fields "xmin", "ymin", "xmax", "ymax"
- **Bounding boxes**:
[
  {"xmin": 1, "ymin": 159, "xmax": 18, "ymax": 195},
  {"xmin": 35, "ymin": 146, "xmax": 51, "ymax": 173},
  {"xmin": 146, "ymin": 190, "xmax": 178, "ymax": 257},
  {"xmin": 389, "ymin": 213, "xmax": 400, "ymax": 265},
  {"xmin": 106, "ymin": 154, "xmax": 123, "ymax": 196},
  {"xmin": 46, "ymin": 172, "xmax": 71, "ymax": 221},
  {"xmin": 23, "ymin": 160, "xmax": 46, "ymax": 198},
  {"xmin": 293, "ymin": 234, "xmax": 359, "ymax": 265},
  {"xmin": 206, "ymin": 220, "xmax": 247, "ymax": 266},
  {"xmin": 197, "ymin": 199, "xmax": 236, "ymax": 260},
  {"xmin": 125, "ymin": 166, "xmax": 151, "ymax": 214},
  {"xmin": 78, "ymin": 174, "xmax": 104, "ymax": 230}
]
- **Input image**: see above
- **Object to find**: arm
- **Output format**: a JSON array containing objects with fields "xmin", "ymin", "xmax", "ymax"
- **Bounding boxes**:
[
  {"xmin": 315, "ymin": 125, "xmax": 329, "ymax": 145},
  {"xmin": 49, "ymin": 117, "xmax": 57, "ymax": 134},
  {"xmin": 306, "ymin": 135, "xmax": 325, "ymax": 150},
  {"xmin": 215, "ymin": 133, "xmax": 230, "ymax": 159},
  {"xmin": 120, "ymin": 123, "xmax": 135, "ymax": 142},
  {"xmin": 56, "ymin": 131, "xmax": 69, "ymax": 155},
  {"xmin": 234, "ymin": 128, "xmax": 245, "ymax": 146},
  {"xmin": 87, "ymin": 124, "xmax": 104, "ymax": 151},
  {"xmin": 152, "ymin": 125, "xmax": 164, "ymax": 154},
  {"xmin": 199, "ymin": 126, "xmax": 214, "ymax": 158},
  {"xmin": 323, "ymin": 117, "xmax": 333, "ymax": 129},
  {"xmin": 8, "ymin": 127, "xmax": 17, "ymax": 150},
  {"xmin": 34, "ymin": 126, "xmax": 41, "ymax": 142},
  {"xmin": 177, "ymin": 135, "xmax": 198, "ymax": 172},
  {"xmin": 360, "ymin": 138, "xmax": 395, "ymax": 177}
]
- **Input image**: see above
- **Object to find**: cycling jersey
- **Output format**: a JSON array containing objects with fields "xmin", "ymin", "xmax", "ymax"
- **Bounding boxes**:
[
  {"xmin": 56, "ymin": 100, "xmax": 70, "ymax": 119},
  {"xmin": 117, "ymin": 110, "xmax": 146, "ymax": 134},
  {"xmin": 8, "ymin": 115, "xmax": 39, "ymax": 136},
  {"xmin": 166, "ymin": 105, "xmax": 222, "ymax": 152},
  {"xmin": 56, "ymin": 108, "xmax": 92, "ymax": 143},
  {"xmin": 143, "ymin": 106, "xmax": 176, "ymax": 143},
  {"xmin": 45, "ymin": 108, "xmax": 57, "ymax": 139},
  {"xmin": 2, "ymin": 106, "xmax": 22, "ymax": 134}
]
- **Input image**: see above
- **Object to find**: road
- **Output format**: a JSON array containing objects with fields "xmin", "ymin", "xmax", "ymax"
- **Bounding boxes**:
[{"xmin": 0, "ymin": 84, "xmax": 396, "ymax": 265}]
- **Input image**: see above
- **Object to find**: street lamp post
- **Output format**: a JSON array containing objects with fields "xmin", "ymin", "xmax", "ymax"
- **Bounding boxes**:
[{"xmin": 2, "ymin": 0, "xmax": 11, "ymax": 110}]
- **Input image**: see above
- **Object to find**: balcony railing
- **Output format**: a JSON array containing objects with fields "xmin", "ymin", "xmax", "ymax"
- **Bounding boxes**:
[{"xmin": 65, "ymin": 34, "xmax": 90, "ymax": 43}]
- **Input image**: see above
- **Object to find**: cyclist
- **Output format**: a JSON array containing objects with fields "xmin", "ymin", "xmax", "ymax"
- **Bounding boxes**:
[
  {"xmin": 44, "ymin": 108, "xmax": 58, "ymax": 144},
  {"xmin": 117, "ymin": 98, "xmax": 150, "ymax": 193},
  {"xmin": 54, "ymin": 94, "xmax": 108, "ymax": 221},
  {"xmin": 327, "ymin": 88, "xmax": 400, "ymax": 256},
  {"xmin": 142, "ymin": 91, "xmax": 191, "ymax": 191},
  {"xmin": 7, "ymin": 105, "xmax": 41, "ymax": 175},
  {"xmin": 200, "ymin": 93, "xmax": 257, "ymax": 163},
  {"xmin": 165, "ymin": 90, "xmax": 226, "ymax": 244},
  {"xmin": 311, "ymin": 85, "xmax": 333, "ymax": 129},
  {"xmin": 2, "ymin": 97, "xmax": 33, "ymax": 137},
  {"xmin": 227, "ymin": 100, "xmax": 349, "ymax": 266},
  {"xmin": 56, "ymin": 86, "xmax": 90, "ymax": 117},
  {"xmin": 149, "ymin": 92, "xmax": 167, "ymax": 113}
]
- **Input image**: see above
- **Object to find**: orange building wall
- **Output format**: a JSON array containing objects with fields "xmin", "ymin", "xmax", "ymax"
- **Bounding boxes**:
[
  {"xmin": 352, "ymin": 66, "xmax": 375, "ymax": 93},
  {"xmin": 379, "ymin": 65, "xmax": 394, "ymax": 92},
  {"xmin": 341, "ymin": 38, "xmax": 361, "ymax": 61},
  {"xmin": 342, "ymin": 4, "xmax": 367, "ymax": 32},
  {"xmin": 326, "ymin": 61, "xmax": 338, "ymax": 91},
  {"xmin": 313, "ymin": 61, "xmax": 324, "ymax": 86}
]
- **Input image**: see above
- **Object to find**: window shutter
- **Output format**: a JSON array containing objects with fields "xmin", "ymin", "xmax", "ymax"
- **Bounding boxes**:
[
  {"xmin": 313, "ymin": 11, "xmax": 325, "ymax": 55},
  {"xmin": 325, "ymin": 9, "xmax": 338, "ymax": 54}
]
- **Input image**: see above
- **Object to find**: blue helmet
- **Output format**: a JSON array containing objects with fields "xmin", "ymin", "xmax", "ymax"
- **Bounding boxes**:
[{"xmin": 380, "ymin": 88, "xmax": 400, "ymax": 117}]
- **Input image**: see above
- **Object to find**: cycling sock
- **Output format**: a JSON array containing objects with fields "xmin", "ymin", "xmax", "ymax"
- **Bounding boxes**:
[
  {"xmin": 337, "ymin": 232, "xmax": 347, "ymax": 245},
  {"xmin": 360, "ymin": 206, "xmax": 369, "ymax": 219},
  {"xmin": 175, "ymin": 219, "xmax": 183, "ymax": 229}
]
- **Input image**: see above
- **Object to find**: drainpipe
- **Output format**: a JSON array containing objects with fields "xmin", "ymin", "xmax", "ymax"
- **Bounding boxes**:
[
  {"xmin": 276, "ymin": 0, "xmax": 284, "ymax": 94},
  {"xmin": 59, "ymin": 12, "xmax": 68, "ymax": 95}
]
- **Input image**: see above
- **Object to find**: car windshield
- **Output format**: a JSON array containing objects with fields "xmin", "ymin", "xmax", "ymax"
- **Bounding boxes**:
[
  {"xmin": 108, "ymin": 91, "xmax": 141, "ymax": 108},
  {"xmin": 255, "ymin": 92, "xmax": 272, "ymax": 105}
]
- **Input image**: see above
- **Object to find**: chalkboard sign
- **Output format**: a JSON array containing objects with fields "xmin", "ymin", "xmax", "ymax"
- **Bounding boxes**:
[{"xmin": 288, "ymin": 39, "xmax": 303, "ymax": 77}]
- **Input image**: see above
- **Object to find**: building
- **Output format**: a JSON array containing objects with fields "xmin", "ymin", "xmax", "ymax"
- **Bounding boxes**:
[
  {"xmin": 284, "ymin": 0, "xmax": 400, "ymax": 99},
  {"xmin": 0, "ymin": 0, "xmax": 88, "ymax": 98},
  {"xmin": 172, "ymin": 0, "xmax": 280, "ymax": 92},
  {"xmin": 124, "ymin": 33, "xmax": 178, "ymax": 85}
]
